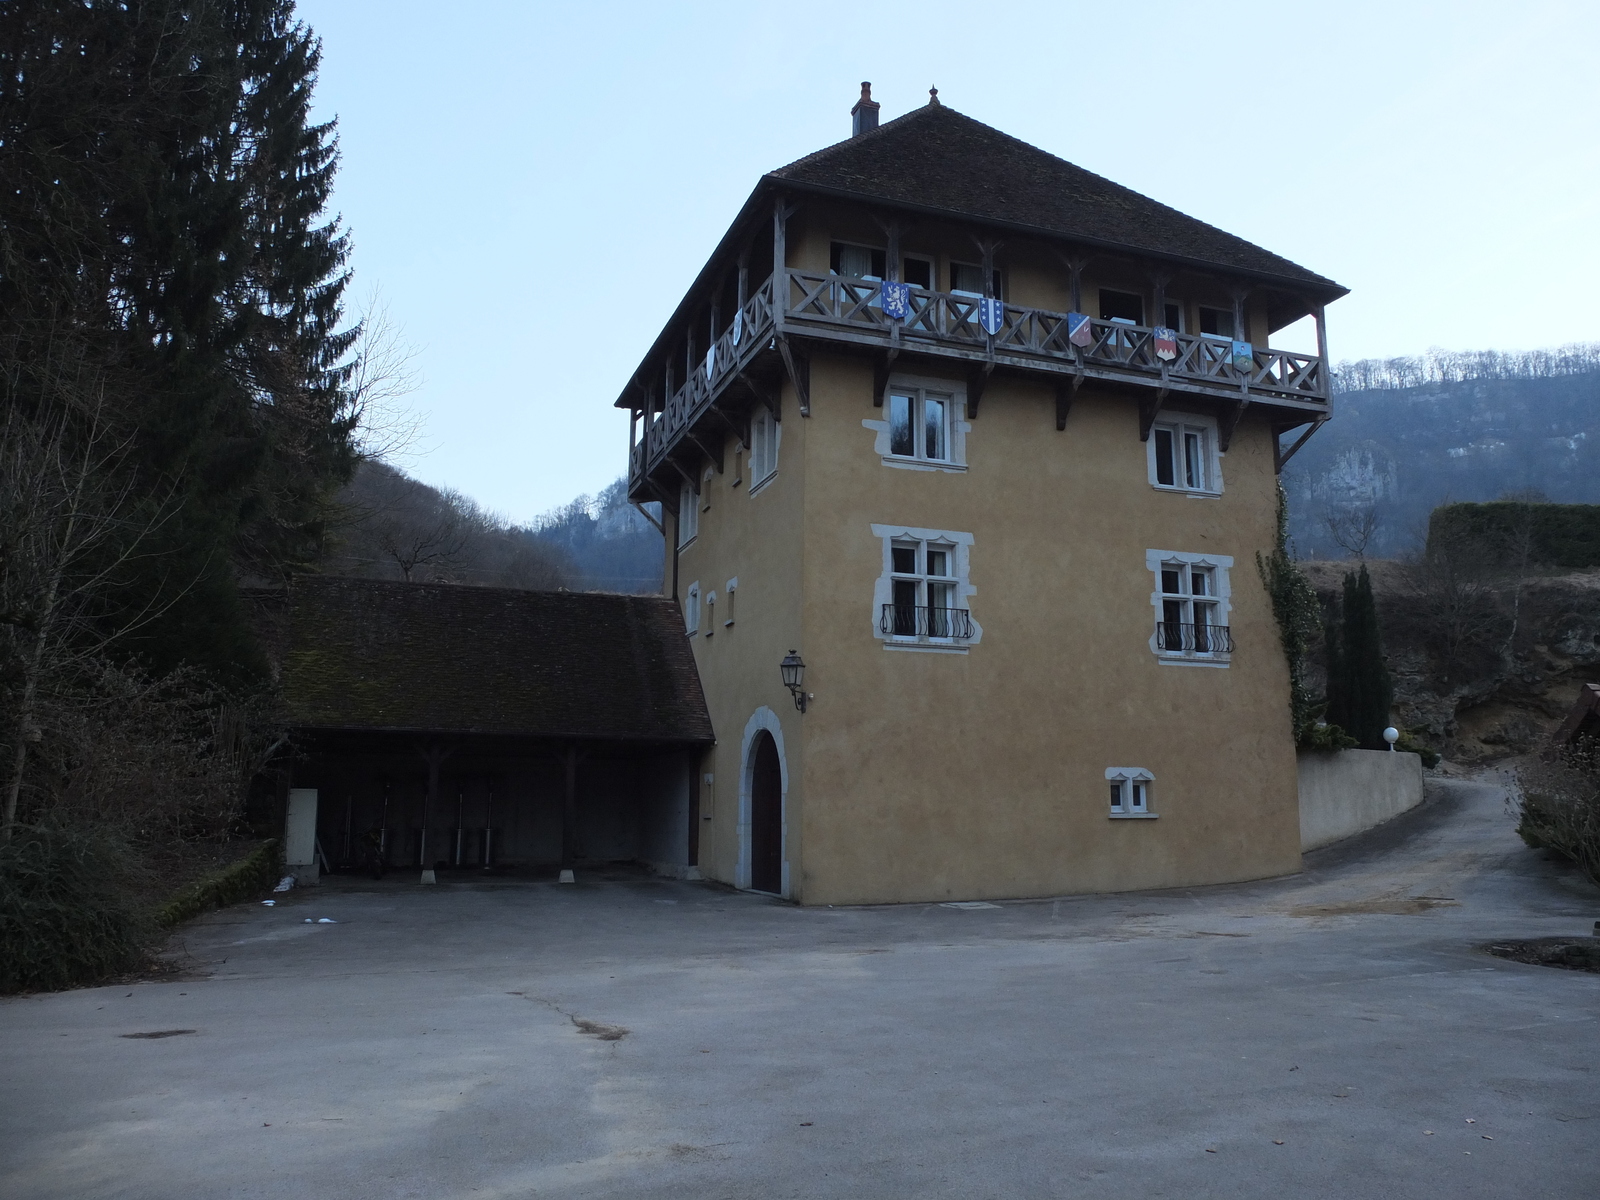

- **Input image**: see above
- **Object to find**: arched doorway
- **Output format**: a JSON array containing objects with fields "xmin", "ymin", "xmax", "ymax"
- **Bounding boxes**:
[{"xmin": 749, "ymin": 730, "xmax": 783, "ymax": 894}]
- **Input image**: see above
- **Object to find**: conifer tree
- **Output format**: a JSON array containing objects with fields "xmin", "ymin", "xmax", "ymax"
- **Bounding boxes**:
[
  {"xmin": 0, "ymin": 0, "xmax": 358, "ymax": 680},
  {"xmin": 1326, "ymin": 566, "xmax": 1394, "ymax": 750}
]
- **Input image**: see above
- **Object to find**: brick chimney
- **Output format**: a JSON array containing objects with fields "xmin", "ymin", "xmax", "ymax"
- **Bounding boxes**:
[{"xmin": 851, "ymin": 82, "xmax": 880, "ymax": 137}]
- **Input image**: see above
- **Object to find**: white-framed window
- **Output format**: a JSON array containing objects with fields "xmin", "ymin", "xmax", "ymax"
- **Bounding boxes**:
[
  {"xmin": 871, "ymin": 524, "xmax": 980, "ymax": 651},
  {"xmin": 1099, "ymin": 288, "xmax": 1144, "ymax": 325},
  {"xmin": 684, "ymin": 581, "xmax": 700, "ymax": 636},
  {"xmin": 830, "ymin": 241, "xmax": 886, "ymax": 281},
  {"xmin": 1197, "ymin": 305, "xmax": 1235, "ymax": 339},
  {"xmin": 950, "ymin": 261, "xmax": 1002, "ymax": 298},
  {"xmin": 724, "ymin": 577, "xmax": 737, "ymax": 627},
  {"xmin": 864, "ymin": 373, "xmax": 968, "ymax": 473},
  {"xmin": 902, "ymin": 255, "xmax": 934, "ymax": 290},
  {"xmin": 1149, "ymin": 413, "xmax": 1222, "ymax": 494},
  {"xmin": 750, "ymin": 408, "xmax": 779, "ymax": 489},
  {"xmin": 1147, "ymin": 549, "xmax": 1233, "ymax": 664},
  {"xmin": 888, "ymin": 387, "xmax": 952, "ymax": 463},
  {"xmin": 677, "ymin": 483, "xmax": 699, "ymax": 547},
  {"xmin": 1106, "ymin": 768, "xmax": 1156, "ymax": 818}
]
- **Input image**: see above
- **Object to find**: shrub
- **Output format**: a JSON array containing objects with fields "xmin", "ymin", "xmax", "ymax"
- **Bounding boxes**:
[
  {"xmin": 0, "ymin": 824, "xmax": 152, "ymax": 994},
  {"xmin": 1428, "ymin": 502, "xmax": 1600, "ymax": 571},
  {"xmin": 158, "ymin": 839, "xmax": 280, "ymax": 927},
  {"xmin": 1515, "ymin": 736, "xmax": 1600, "ymax": 888}
]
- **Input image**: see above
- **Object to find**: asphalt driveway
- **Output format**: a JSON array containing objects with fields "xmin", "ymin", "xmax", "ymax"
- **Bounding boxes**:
[{"xmin": 2, "ymin": 773, "xmax": 1597, "ymax": 1199}]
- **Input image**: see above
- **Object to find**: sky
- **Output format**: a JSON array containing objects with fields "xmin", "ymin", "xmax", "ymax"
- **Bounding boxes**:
[{"xmin": 295, "ymin": 0, "xmax": 1599, "ymax": 523}]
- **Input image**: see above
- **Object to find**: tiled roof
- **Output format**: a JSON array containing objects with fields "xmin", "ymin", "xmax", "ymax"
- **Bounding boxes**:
[
  {"xmin": 770, "ymin": 103, "xmax": 1343, "ymax": 293},
  {"xmin": 263, "ymin": 578, "xmax": 712, "ymax": 744}
]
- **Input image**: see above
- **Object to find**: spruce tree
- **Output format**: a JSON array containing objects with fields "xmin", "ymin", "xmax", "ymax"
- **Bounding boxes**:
[{"xmin": 0, "ymin": 0, "xmax": 358, "ymax": 681}]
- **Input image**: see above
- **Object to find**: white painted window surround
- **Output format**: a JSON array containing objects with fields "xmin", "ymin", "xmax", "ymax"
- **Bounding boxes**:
[
  {"xmin": 863, "ymin": 373, "xmax": 970, "ymax": 473},
  {"xmin": 677, "ymin": 482, "xmax": 698, "ymax": 546},
  {"xmin": 750, "ymin": 408, "xmax": 780, "ymax": 492},
  {"xmin": 1146, "ymin": 549, "xmax": 1232, "ymax": 667},
  {"xmin": 1147, "ymin": 411, "xmax": 1223, "ymax": 496},
  {"xmin": 1106, "ymin": 767, "xmax": 1156, "ymax": 819},
  {"xmin": 684, "ymin": 582, "xmax": 700, "ymax": 636},
  {"xmin": 723, "ymin": 576, "xmax": 737, "ymax": 627},
  {"xmin": 870, "ymin": 523, "xmax": 981, "ymax": 653}
]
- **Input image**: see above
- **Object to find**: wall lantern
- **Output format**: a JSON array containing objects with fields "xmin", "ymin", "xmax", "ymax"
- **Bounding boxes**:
[
  {"xmin": 780, "ymin": 650, "xmax": 807, "ymax": 713},
  {"xmin": 1383, "ymin": 726, "xmax": 1399, "ymax": 752}
]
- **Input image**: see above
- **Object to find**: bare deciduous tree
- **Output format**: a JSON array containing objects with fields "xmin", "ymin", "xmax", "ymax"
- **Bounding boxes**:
[{"xmin": 1325, "ymin": 502, "xmax": 1382, "ymax": 559}]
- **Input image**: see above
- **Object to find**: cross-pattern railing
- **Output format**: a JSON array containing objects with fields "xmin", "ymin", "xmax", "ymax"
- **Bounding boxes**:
[
  {"xmin": 780, "ymin": 271, "xmax": 1327, "ymax": 403},
  {"xmin": 634, "ymin": 269, "xmax": 1327, "ymax": 486}
]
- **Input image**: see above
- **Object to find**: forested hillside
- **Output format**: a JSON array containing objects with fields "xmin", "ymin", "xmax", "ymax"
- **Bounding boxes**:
[{"xmin": 1284, "ymin": 346, "xmax": 1600, "ymax": 559}]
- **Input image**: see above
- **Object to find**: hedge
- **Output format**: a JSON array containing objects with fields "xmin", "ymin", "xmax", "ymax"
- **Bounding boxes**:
[
  {"xmin": 1428, "ymin": 502, "xmax": 1600, "ymax": 569},
  {"xmin": 157, "ymin": 839, "xmax": 281, "ymax": 928}
]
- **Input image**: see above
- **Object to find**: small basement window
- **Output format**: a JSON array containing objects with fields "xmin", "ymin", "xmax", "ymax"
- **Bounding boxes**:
[{"xmin": 1106, "ymin": 768, "xmax": 1155, "ymax": 818}]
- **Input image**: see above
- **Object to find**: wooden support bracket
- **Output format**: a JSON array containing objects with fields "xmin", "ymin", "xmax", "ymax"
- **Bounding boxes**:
[
  {"xmin": 707, "ymin": 403, "xmax": 748, "ymax": 450},
  {"xmin": 663, "ymin": 451, "xmax": 699, "ymax": 493},
  {"xmin": 685, "ymin": 427, "xmax": 724, "ymax": 474},
  {"xmin": 873, "ymin": 347, "xmax": 900, "ymax": 407},
  {"xmin": 739, "ymin": 370, "xmax": 780, "ymax": 422},
  {"xmin": 776, "ymin": 336, "xmax": 810, "ymax": 417},
  {"xmin": 1217, "ymin": 398, "xmax": 1250, "ymax": 453},
  {"xmin": 1139, "ymin": 386, "xmax": 1169, "ymax": 442},
  {"xmin": 1055, "ymin": 375, "xmax": 1083, "ymax": 431},
  {"xmin": 1274, "ymin": 418, "xmax": 1325, "ymax": 475},
  {"xmin": 966, "ymin": 363, "xmax": 993, "ymax": 420}
]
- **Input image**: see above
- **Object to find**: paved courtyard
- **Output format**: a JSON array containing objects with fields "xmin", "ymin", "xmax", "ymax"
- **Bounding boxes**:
[{"xmin": 2, "ymin": 773, "xmax": 1597, "ymax": 1199}]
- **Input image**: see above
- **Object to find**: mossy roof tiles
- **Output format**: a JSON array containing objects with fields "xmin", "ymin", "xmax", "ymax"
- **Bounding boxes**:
[
  {"xmin": 273, "ymin": 578, "xmax": 712, "ymax": 743},
  {"xmin": 770, "ymin": 103, "xmax": 1342, "ymax": 293}
]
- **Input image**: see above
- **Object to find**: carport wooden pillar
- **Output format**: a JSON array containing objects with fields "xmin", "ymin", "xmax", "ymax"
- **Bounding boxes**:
[
  {"xmin": 560, "ymin": 743, "xmax": 583, "ymax": 868},
  {"xmin": 417, "ymin": 741, "xmax": 455, "ymax": 881}
]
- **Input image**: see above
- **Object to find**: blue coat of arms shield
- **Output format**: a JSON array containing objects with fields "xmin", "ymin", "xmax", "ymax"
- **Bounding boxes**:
[
  {"xmin": 881, "ymin": 281, "xmax": 911, "ymax": 321},
  {"xmin": 1231, "ymin": 341, "xmax": 1254, "ymax": 374},
  {"xmin": 979, "ymin": 297, "xmax": 1004, "ymax": 337},
  {"xmin": 1067, "ymin": 312, "xmax": 1093, "ymax": 347},
  {"xmin": 731, "ymin": 311, "xmax": 743, "ymax": 346}
]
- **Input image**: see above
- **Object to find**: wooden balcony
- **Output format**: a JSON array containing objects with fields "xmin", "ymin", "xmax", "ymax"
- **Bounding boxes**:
[{"xmin": 630, "ymin": 269, "xmax": 1330, "ymax": 494}]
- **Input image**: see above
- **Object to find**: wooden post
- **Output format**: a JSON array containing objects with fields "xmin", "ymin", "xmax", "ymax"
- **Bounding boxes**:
[
  {"xmin": 1313, "ymin": 303, "xmax": 1329, "ymax": 397},
  {"xmin": 561, "ymin": 743, "xmax": 580, "ymax": 868},
  {"xmin": 1152, "ymin": 273, "xmax": 1170, "ymax": 328},
  {"xmin": 736, "ymin": 253, "xmax": 749, "ymax": 310},
  {"xmin": 1232, "ymin": 288, "xmax": 1247, "ymax": 343}
]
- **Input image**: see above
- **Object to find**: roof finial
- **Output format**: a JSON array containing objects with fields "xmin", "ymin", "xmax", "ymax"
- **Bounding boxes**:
[{"xmin": 928, "ymin": 85, "xmax": 940, "ymax": 107}]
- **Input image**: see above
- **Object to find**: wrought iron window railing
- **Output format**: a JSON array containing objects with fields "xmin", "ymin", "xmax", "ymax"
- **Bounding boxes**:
[
  {"xmin": 880, "ymin": 604, "xmax": 974, "ymax": 640},
  {"xmin": 1155, "ymin": 622, "xmax": 1234, "ymax": 654}
]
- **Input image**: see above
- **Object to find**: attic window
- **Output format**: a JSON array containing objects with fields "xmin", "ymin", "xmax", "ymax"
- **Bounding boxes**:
[
  {"xmin": 1198, "ymin": 306, "xmax": 1235, "ymax": 339},
  {"xmin": 951, "ymin": 262, "xmax": 1002, "ymax": 298},
  {"xmin": 831, "ymin": 243, "xmax": 886, "ymax": 281},
  {"xmin": 1099, "ymin": 289, "xmax": 1144, "ymax": 325}
]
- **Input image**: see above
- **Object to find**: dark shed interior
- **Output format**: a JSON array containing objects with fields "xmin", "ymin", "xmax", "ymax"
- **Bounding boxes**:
[{"xmin": 250, "ymin": 578, "xmax": 712, "ymax": 878}]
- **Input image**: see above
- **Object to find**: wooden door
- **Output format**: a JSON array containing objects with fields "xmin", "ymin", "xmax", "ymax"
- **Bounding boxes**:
[{"xmin": 750, "ymin": 732, "xmax": 782, "ymax": 894}]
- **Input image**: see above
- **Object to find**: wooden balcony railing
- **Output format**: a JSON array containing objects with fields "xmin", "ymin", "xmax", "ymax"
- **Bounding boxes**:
[{"xmin": 632, "ymin": 270, "xmax": 1328, "ymax": 487}]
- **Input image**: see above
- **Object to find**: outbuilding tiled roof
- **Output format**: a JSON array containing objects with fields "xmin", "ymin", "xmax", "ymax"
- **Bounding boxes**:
[
  {"xmin": 266, "ymin": 578, "xmax": 712, "ymax": 744},
  {"xmin": 770, "ymin": 102, "xmax": 1342, "ymax": 293}
]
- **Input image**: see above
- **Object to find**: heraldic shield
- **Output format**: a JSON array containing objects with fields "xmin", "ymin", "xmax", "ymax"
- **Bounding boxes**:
[
  {"xmin": 1231, "ymin": 341, "xmax": 1254, "ymax": 374},
  {"xmin": 1153, "ymin": 326, "xmax": 1178, "ymax": 361},
  {"xmin": 978, "ymin": 297, "xmax": 1004, "ymax": 337},
  {"xmin": 731, "ymin": 310, "xmax": 743, "ymax": 346},
  {"xmin": 880, "ymin": 280, "xmax": 911, "ymax": 321},
  {"xmin": 1066, "ymin": 312, "xmax": 1093, "ymax": 347}
]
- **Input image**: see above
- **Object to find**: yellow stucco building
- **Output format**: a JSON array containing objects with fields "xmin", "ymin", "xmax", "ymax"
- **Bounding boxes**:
[{"xmin": 617, "ymin": 85, "xmax": 1347, "ymax": 905}]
